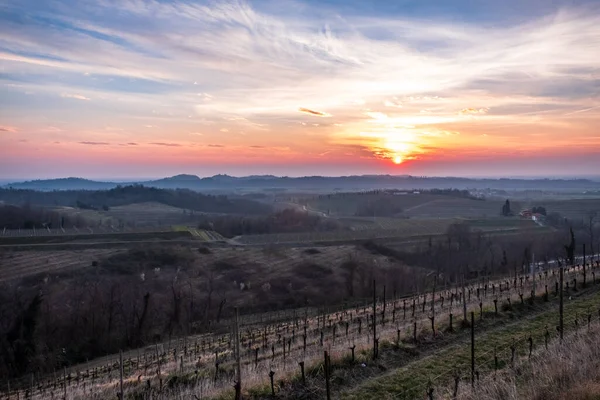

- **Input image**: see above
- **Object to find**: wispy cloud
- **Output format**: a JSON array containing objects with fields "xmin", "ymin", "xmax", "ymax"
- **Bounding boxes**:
[
  {"xmin": 1, "ymin": 0, "xmax": 600, "ymax": 176},
  {"xmin": 61, "ymin": 93, "xmax": 91, "ymax": 101},
  {"xmin": 79, "ymin": 141, "xmax": 109, "ymax": 145},
  {"xmin": 207, "ymin": 144, "xmax": 225, "ymax": 148},
  {"xmin": 299, "ymin": 108, "xmax": 332, "ymax": 117},
  {"xmin": 0, "ymin": 126, "xmax": 18, "ymax": 133},
  {"xmin": 563, "ymin": 105, "xmax": 600, "ymax": 116},
  {"xmin": 150, "ymin": 142, "xmax": 181, "ymax": 147}
]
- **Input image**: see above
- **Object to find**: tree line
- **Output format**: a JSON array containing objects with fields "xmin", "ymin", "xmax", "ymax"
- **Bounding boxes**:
[
  {"xmin": 0, "ymin": 186, "xmax": 272, "ymax": 215},
  {"xmin": 197, "ymin": 208, "xmax": 341, "ymax": 237},
  {"xmin": 0, "ymin": 204, "xmax": 86, "ymax": 229}
]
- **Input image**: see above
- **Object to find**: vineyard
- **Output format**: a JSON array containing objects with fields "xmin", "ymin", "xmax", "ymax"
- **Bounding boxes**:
[
  {"xmin": 0, "ymin": 249, "xmax": 126, "ymax": 282},
  {"xmin": 236, "ymin": 218, "xmax": 546, "ymax": 246},
  {"xmin": 53, "ymin": 202, "xmax": 207, "ymax": 228},
  {"xmin": 2, "ymin": 255, "xmax": 600, "ymax": 399}
]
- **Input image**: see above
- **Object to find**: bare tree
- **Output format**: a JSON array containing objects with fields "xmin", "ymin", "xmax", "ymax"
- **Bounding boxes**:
[{"xmin": 587, "ymin": 211, "xmax": 598, "ymax": 260}]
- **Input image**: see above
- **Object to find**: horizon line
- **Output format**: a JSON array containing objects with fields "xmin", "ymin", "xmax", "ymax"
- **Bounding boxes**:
[{"xmin": 2, "ymin": 173, "xmax": 600, "ymax": 184}]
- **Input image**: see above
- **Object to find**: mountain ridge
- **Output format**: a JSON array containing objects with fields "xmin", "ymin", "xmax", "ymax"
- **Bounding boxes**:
[{"xmin": 3, "ymin": 174, "xmax": 600, "ymax": 192}]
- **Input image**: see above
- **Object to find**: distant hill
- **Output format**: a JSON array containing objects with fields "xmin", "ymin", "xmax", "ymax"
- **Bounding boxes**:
[
  {"xmin": 4, "ymin": 174, "xmax": 600, "ymax": 192},
  {"xmin": 5, "ymin": 177, "xmax": 117, "ymax": 190},
  {"xmin": 0, "ymin": 185, "xmax": 272, "ymax": 215}
]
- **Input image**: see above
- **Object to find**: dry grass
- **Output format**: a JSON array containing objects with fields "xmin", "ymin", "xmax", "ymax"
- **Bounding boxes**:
[{"xmin": 458, "ymin": 324, "xmax": 600, "ymax": 400}]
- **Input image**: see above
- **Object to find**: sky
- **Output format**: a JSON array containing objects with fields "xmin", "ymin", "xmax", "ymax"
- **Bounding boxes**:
[{"xmin": 1, "ymin": 0, "xmax": 599, "ymax": 179}]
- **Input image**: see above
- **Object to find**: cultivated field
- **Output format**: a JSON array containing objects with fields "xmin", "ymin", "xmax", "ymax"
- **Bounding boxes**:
[
  {"xmin": 0, "ymin": 249, "xmax": 126, "ymax": 282},
  {"xmin": 533, "ymin": 198, "xmax": 600, "ymax": 220},
  {"xmin": 53, "ymin": 202, "xmax": 206, "ymax": 228},
  {"xmin": 306, "ymin": 192, "xmax": 600, "ymax": 221},
  {"xmin": 306, "ymin": 193, "xmax": 444, "ymax": 216},
  {"xmin": 4, "ymin": 259, "xmax": 599, "ymax": 400},
  {"xmin": 236, "ymin": 218, "xmax": 545, "ymax": 246},
  {"xmin": 401, "ymin": 198, "xmax": 511, "ymax": 218}
]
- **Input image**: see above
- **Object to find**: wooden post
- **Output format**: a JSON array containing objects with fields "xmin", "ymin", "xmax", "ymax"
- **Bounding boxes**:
[
  {"xmin": 63, "ymin": 367, "xmax": 67, "ymax": 400},
  {"xmin": 560, "ymin": 267, "xmax": 564, "ymax": 342},
  {"xmin": 155, "ymin": 343, "xmax": 162, "ymax": 391},
  {"xmin": 119, "ymin": 350, "xmax": 124, "ymax": 400},
  {"xmin": 324, "ymin": 351, "xmax": 331, "ymax": 400},
  {"xmin": 413, "ymin": 321, "xmax": 417, "ymax": 342},
  {"xmin": 583, "ymin": 244, "xmax": 587, "ymax": 287},
  {"xmin": 299, "ymin": 361, "xmax": 306, "ymax": 385},
  {"xmin": 470, "ymin": 312, "xmax": 475, "ymax": 387},
  {"xmin": 372, "ymin": 280, "xmax": 377, "ymax": 359},
  {"xmin": 432, "ymin": 275, "xmax": 437, "ymax": 312},
  {"xmin": 462, "ymin": 275, "xmax": 467, "ymax": 325},
  {"xmin": 269, "ymin": 371, "xmax": 275, "ymax": 396},
  {"xmin": 383, "ymin": 285, "xmax": 386, "ymax": 319},
  {"xmin": 234, "ymin": 308, "xmax": 242, "ymax": 400},
  {"xmin": 494, "ymin": 299, "xmax": 498, "ymax": 316},
  {"xmin": 453, "ymin": 373, "xmax": 460, "ymax": 399}
]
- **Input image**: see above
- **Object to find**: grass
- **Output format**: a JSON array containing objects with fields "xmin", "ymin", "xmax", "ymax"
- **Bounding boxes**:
[
  {"xmin": 459, "ymin": 319, "xmax": 600, "ymax": 400},
  {"xmin": 341, "ymin": 285, "xmax": 600, "ymax": 400},
  {"xmin": 5, "ymin": 260, "xmax": 591, "ymax": 400}
]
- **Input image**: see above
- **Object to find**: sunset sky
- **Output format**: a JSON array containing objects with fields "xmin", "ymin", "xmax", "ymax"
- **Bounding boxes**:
[{"xmin": 1, "ymin": 0, "xmax": 599, "ymax": 179}]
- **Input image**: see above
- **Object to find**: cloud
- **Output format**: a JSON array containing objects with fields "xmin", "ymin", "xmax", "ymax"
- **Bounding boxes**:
[
  {"xmin": 126, "ymin": 142, "xmax": 138, "ymax": 145},
  {"xmin": 40, "ymin": 126, "xmax": 63, "ymax": 133},
  {"xmin": 250, "ymin": 145, "xmax": 265, "ymax": 148},
  {"xmin": 384, "ymin": 99, "xmax": 403, "ymax": 108},
  {"xmin": 61, "ymin": 93, "xmax": 91, "ymax": 101},
  {"xmin": 459, "ymin": 108, "xmax": 489, "ymax": 115},
  {"xmin": 207, "ymin": 144, "xmax": 225, "ymax": 148},
  {"xmin": 563, "ymin": 105, "xmax": 600, "ymax": 116},
  {"xmin": 79, "ymin": 141, "xmax": 110, "ymax": 145},
  {"xmin": 0, "ymin": 126, "xmax": 17, "ymax": 133},
  {"xmin": 1, "ymin": 0, "xmax": 600, "ymax": 176},
  {"xmin": 189, "ymin": 132, "xmax": 204, "ymax": 136},
  {"xmin": 299, "ymin": 108, "xmax": 332, "ymax": 117},
  {"xmin": 150, "ymin": 142, "xmax": 181, "ymax": 147}
]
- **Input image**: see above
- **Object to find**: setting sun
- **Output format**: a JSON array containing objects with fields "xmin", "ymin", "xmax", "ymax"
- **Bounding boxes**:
[{"xmin": 393, "ymin": 155, "xmax": 403, "ymax": 164}]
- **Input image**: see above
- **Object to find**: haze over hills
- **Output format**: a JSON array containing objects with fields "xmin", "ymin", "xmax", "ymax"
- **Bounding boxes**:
[{"xmin": 3, "ymin": 174, "xmax": 600, "ymax": 192}]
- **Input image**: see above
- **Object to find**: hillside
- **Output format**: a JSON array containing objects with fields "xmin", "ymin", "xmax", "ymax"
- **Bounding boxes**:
[
  {"xmin": 0, "ymin": 185, "xmax": 272, "ymax": 216},
  {"xmin": 5, "ymin": 174, "xmax": 600, "ymax": 192}
]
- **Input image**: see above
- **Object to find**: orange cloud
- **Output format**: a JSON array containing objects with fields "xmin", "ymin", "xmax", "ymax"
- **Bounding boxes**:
[
  {"xmin": 459, "ymin": 108, "xmax": 488, "ymax": 115},
  {"xmin": 150, "ymin": 142, "xmax": 181, "ymax": 147},
  {"xmin": 79, "ymin": 141, "xmax": 109, "ymax": 145}
]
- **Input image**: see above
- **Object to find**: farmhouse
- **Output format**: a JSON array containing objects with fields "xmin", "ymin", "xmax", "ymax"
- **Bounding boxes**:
[
  {"xmin": 532, "ymin": 213, "xmax": 546, "ymax": 222},
  {"xmin": 519, "ymin": 209, "xmax": 532, "ymax": 218}
]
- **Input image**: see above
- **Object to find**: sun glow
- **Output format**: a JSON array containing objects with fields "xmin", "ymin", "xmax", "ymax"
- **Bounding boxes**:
[{"xmin": 393, "ymin": 155, "xmax": 403, "ymax": 164}]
